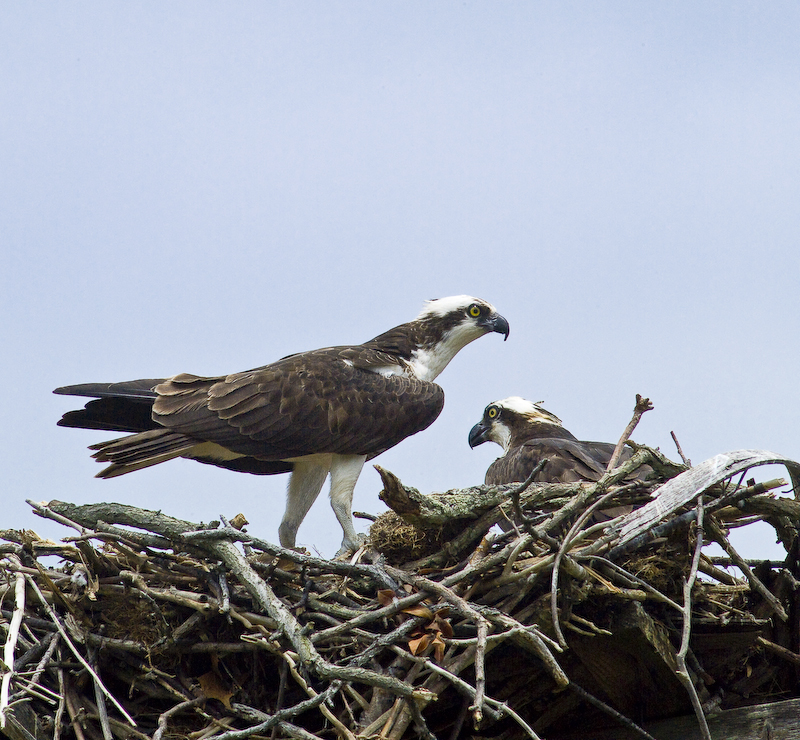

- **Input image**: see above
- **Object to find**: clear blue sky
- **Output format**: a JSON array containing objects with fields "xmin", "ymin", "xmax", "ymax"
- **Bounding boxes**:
[{"xmin": 3, "ymin": 3, "xmax": 799, "ymax": 557}]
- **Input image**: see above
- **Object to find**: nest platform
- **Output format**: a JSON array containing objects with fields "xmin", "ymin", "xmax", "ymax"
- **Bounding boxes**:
[{"xmin": 2, "ymin": 443, "xmax": 800, "ymax": 740}]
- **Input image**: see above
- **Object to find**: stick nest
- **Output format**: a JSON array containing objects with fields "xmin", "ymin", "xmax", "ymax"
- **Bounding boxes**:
[{"xmin": 3, "ymin": 443, "xmax": 800, "ymax": 740}]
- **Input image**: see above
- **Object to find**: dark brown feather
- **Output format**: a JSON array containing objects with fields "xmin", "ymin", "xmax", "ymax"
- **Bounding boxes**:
[
  {"xmin": 55, "ymin": 345, "xmax": 444, "ymax": 477},
  {"xmin": 57, "ymin": 397, "xmax": 158, "ymax": 433},
  {"xmin": 486, "ymin": 438, "xmax": 638, "ymax": 485},
  {"xmin": 152, "ymin": 347, "xmax": 444, "ymax": 461}
]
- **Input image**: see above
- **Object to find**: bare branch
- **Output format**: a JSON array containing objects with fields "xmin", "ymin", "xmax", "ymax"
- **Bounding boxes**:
[
  {"xmin": 674, "ymin": 497, "xmax": 711, "ymax": 740},
  {"xmin": 0, "ymin": 561, "xmax": 25, "ymax": 729},
  {"xmin": 671, "ymin": 430, "xmax": 692, "ymax": 467},
  {"xmin": 606, "ymin": 394, "xmax": 654, "ymax": 473}
]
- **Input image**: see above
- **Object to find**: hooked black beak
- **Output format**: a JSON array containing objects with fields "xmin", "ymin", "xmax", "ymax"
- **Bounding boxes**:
[
  {"xmin": 481, "ymin": 312, "xmax": 510, "ymax": 341},
  {"xmin": 468, "ymin": 420, "xmax": 491, "ymax": 449}
]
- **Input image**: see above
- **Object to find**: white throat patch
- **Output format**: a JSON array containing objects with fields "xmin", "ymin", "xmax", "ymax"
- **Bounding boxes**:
[
  {"xmin": 408, "ymin": 322, "xmax": 488, "ymax": 381},
  {"xmin": 490, "ymin": 421, "xmax": 513, "ymax": 453}
]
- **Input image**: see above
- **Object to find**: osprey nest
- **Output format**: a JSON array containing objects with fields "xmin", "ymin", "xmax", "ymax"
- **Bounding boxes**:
[{"xmin": 4, "ymin": 407, "xmax": 800, "ymax": 740}]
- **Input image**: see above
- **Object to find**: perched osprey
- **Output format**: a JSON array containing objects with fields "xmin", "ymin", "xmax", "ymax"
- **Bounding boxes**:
[
  {"xmin": 55, "ymin": 296, "xmax": 509, "ymax": 553},
  {"xmin": 468, "ymin": 397, "xmax": 649, "ymax": 485}
]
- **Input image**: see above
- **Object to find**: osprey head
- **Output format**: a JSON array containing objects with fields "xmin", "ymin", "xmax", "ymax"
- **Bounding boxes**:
[
  {"xmin": 408, "ymin": 296, "xmax": 510, "ymax": 381},
  {"xmin": 416, "ymin": 296, "xmax": 510, "ymax": 340},
  {"xmin": 468, "ymin": 397, "xmax": 563, "ymax": 453}
]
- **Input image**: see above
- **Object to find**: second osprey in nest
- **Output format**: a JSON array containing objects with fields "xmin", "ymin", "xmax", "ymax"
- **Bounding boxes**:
[
  {"xmin": 55, "ymin": 296, "xmax": 509, "ymax": 553},
  {"xmin": 468, "ymin": 397, "xmax": 650, "ymax": 485}
]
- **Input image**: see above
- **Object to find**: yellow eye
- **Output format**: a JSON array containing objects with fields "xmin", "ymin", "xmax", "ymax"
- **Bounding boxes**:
[
  {"xmin": 488, "ymin": 406, "xmax": 498, "ymax": 418},
  {"xmin": 469, "ymin": 304, "xmax": 482, "ymax": 318}
]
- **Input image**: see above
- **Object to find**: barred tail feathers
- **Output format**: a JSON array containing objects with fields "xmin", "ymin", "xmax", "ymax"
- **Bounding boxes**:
[{"xmin": 90, "ymin": 429, "xmax": 199, "ymax": 478}]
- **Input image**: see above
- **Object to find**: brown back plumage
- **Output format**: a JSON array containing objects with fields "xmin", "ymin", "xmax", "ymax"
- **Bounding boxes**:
[
  {"xmin": 485, "ymin": 437, "xmax": 631, "ymax": 485},
  {"xmin": 58, "ymin": 344, "xmax": 445, "ymax": 478},
  {"xmin": 152, "ymin": 347, "xmax": 445, "ymax": 460}
]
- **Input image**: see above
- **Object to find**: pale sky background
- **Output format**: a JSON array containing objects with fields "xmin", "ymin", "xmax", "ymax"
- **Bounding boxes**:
[{"xmin": 2, "ymin": 4, "xmax": 799, "ymax": 558}]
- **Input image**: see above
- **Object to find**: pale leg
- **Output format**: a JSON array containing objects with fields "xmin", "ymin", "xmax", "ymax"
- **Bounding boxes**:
[
  {"xmin": 329, "ymin": 454, "xmax": 368, "ymax": 554},
  {"xmin": 278, "ymin": 458, "xmax": 331, "ymax": 548}
]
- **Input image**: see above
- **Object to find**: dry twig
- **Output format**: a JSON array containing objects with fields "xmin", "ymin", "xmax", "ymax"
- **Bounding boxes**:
[
  {"xmin": 606, "ymin": 394, "xmax": 654, "ymax": 473},
  {"xmin": 675, "ymin": 496, "xmax": 711, "ymax": 740}
]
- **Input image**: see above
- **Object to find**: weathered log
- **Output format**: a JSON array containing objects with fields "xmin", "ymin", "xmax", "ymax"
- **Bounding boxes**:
[
  {"xmin": 611, "ymin": 450, "xmax": 800, "ymax": 547},
  {"xmin": 570, "ymin": 601, "xmax": 687, "ymax": 719},
  {"xmin": 376, "ymin": 465, "xmax": 587, "ymax": 525}
]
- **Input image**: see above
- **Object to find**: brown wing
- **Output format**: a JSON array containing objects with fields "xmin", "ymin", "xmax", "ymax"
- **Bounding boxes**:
[
  {"xmin": 152, "ymin": 347, "xmax": 444, "ymax": 460},
  {"xmin": 485, "ymin": 439, "xmax": 648, "ymax": 485}
]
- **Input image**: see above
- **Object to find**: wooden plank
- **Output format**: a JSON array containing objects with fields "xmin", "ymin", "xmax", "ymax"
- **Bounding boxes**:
[
  {"xmin": 569, "ymin": 601, "xmax": 689, "ymax": 720},
  {"xmin": 612, "ymin": 450, "xmax": 800, "ymax": 548},
  {"xmin": 690, "ymin": 628, "xmax": 763, "ymax": 677},
  {"xmin": 1, "ymin": 705, "xmax": 43, "ymax": 740},
  {"xmin": 554, "ymin": 695, "xmax": 800, "ymax": 739}
]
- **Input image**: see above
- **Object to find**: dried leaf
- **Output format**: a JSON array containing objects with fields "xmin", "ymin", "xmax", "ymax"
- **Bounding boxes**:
[
  {"xmin": 377, "ymin": 589, "xmax": 397, "ymax": 606},
  {"xmin": 276, "ymin": 557, "xmax": 303, "ymax": 572},
  {"xmin": 409, "ymin": 634, "xmax": 431, "ymax": 656},
  {"xmin": 198, "ymin": 670, "xmax": 234, "ymax": 709},
  {"xmin": 432, "ymin": 613, "xmax": 454, "ymax": 638},
  {"xmin": 402, "ymin": 604, "xmax": 434, "ymax": 620},
  {"xmin": 432, "ymin": 635, "xmax": 446, "ymax": 663},
  {"xmin": 229, "ymin": 513, "xmax": 249, "ymax": 530}
]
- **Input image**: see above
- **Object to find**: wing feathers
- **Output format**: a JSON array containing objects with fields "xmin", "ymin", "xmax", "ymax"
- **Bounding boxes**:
[
  {"xmin": 58, "ymin": 345, "xmax": 445, "ymax": 472},
  {"xmin": 486, "ymin": 438, "xmax": 650, "ymax": 485},
  {"xmin": 151, "ymin": 351, "xmax": 444, "ymax": 460}
]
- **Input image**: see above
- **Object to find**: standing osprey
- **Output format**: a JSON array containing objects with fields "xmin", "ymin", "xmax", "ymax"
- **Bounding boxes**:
[
  {"xmin": 468, "ymin": 397, "xmax": 649, "ymax": 485},
  {"xmin": 55, "ymin": 296, "xmax": 509, "ymax": 553}
]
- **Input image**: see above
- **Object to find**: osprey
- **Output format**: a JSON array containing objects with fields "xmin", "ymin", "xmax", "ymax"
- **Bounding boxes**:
[
  {"xmin": 55, "ymin": 296, "xmax": 509, "ymax": 553},
  {"xmin": 468, "ymin": 397, "xmax": 650, "ymax": 485}
]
